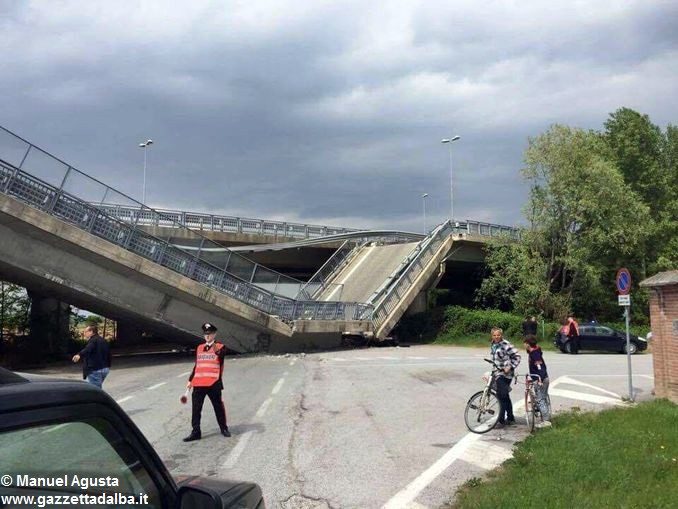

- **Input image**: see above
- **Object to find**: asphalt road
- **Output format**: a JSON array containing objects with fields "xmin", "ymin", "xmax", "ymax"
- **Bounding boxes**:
[{"xmin": 29, "ymin": 345, "xmax": 655, "ymax": 509}]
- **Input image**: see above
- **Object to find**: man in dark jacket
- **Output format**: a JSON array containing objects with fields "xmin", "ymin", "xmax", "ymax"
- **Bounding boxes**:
[
  {"xmin": 522, "ymin": 316, "xmax": 538, "ymax": 337},
  {"xmin": 72, "ymin": 325, "xmax": 111, "ymax": 388}
]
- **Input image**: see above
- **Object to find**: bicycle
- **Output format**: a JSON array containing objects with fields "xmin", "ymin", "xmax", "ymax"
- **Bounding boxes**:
[
  {"xmin": 522, "ymin": 374, "xmax": 551, "ymax": 432},
  {"xmin": 464, "ymin": 359, "xmax": 501, "ymax": 433}
]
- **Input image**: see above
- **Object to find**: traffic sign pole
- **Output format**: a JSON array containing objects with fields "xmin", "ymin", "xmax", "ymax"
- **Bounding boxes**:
[
  {"xmin": 616, "ymin": 268, "xmax": 634, "ymax": 402},
  {"xmin": 625, "ymin": 305, "xmax": 633, "ymax": 402}
]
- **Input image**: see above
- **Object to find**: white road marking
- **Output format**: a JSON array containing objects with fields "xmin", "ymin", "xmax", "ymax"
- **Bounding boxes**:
[
  {"xmin": 382, "ymin": 433, "xmax": 481, "ymax": 509},
  {"xmin": 331, "ymin": 357, "xmax": 348, "ymax": 362},
  {"xmin": 256, "ymin": 398, "xmax": 273, "ymax": 418},
  {"xmin": 383, "ymin": 381, "xmax": 531, "ymax": 508},
  {"xmin": 147, "ymin": 382, "xmax": 167, "ymax": 391},
  {"xmin": 116, "ymin": 396, "xmax": 134, "ymax": 404},
  {"xmin": 42, "ymin": 423, "xmax": 71, "ymax": 434},
  {"xmin": 323, "ymin": 246, "xmax": 374, "ymax": 301},
  {"xmin": 177, "ymin": 371, "xmax": 191, "ymax": 378},
  {"xmin": 555, "ymin": 376, "xmax": 622, "ymax": 398},
  {"xmin": 222, "ymin": 377, "xmax": 283, "ymax": 469},
  {"xmin": 355, "ymin": 357, "xmax": 371, "ymax": 361},
  {"xmin": 222, "ymin": 431, "xmax": 255, "ymax": 469},
  {"xmin": 406, "ymin": 357, "xmax": 427, "ymax": 360},
  {"xmin": 271, "ymin": 378, "xmax": 285, "ymax": 395},
  {"xmin": 549, "ymin": 388, "xmax": 626, "ymax": 406},
  {"xmin": 378, "ymin": 356, "xmax": 399, "ymax": 360}
]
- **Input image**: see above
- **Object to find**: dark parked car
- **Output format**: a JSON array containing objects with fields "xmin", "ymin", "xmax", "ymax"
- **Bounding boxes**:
[
  {"xmin": 554, "ymin": 323, "xmax": 648, "ymax": 354},
  {"xmin": 0, "ymin": 369, "xmax": 264, "ymax": 508}
]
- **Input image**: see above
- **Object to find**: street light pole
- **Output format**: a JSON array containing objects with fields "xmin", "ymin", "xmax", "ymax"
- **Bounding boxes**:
[
  {"xmin": 421, "ymin": 193, "xmax": 429, "ymax": 234},
  {"xmin": 138, "ymin": 139, "xmax": 153, "ymax": 205},
  {"xmin": 441, "ymin": 135, "xmax": 461, "ymax": 221}
]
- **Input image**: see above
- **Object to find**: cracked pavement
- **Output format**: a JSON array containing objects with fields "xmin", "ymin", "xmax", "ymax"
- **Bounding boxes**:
[{"xmin": 27, "ymin": 345, "xmax": 655, "ymax": 508}]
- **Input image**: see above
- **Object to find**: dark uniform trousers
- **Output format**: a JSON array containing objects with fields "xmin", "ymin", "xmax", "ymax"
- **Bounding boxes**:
[{"xmin": 191, "ymin": 382, "xmax": 228, "ymax": 432}]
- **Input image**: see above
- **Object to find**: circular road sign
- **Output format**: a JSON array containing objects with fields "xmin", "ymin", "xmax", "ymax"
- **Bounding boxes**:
[{"xmin": 616, "ymin": 268, "xmax": 632, "ymax": 295}]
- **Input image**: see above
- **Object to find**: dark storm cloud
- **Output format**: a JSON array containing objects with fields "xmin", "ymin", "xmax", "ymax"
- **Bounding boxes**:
[{"xmin": 1, "ymin": 1, "xmax": 676, "ymax": 232}]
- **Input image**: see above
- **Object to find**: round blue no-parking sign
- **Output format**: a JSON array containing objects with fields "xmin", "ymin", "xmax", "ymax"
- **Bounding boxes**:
[{"xmin": 616, "ymin": 268, "xmax": 632, "ymax": 295}]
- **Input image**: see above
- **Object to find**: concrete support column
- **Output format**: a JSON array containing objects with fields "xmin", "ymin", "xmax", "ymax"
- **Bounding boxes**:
[
  {"xmin": 28, "ymin": 291, "xmax": 71, "ymax": 356},
  {"xmin": 115, "ymin": 321, "xmax": 144, "ymax": 347},
  {"xmin": 406, "ymin": 290, "xmax": 428, "ymax": 316}
]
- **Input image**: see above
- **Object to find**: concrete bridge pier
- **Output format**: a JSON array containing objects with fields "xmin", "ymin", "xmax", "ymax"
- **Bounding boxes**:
[
  {"xmin": 406, "ymin": 290, "xmax": 428, "ymax": 315},
  {"xmin": 28, "ymin": 291, "xmax": 71, "ymax": 356},
  {"xmin": 115, "ymin": 322, "xmax": 144, "ymax": 347}
]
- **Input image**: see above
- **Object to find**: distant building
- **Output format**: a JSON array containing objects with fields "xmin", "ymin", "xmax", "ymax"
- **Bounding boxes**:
[{"xmin": 640, "ymin": 270, "xmax": 678, "ymax": 404}]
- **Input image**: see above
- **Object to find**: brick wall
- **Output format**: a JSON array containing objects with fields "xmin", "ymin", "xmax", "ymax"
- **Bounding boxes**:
[{"xmin": 648, "ymin": 285, "xmax": 678, "ymax": 403}]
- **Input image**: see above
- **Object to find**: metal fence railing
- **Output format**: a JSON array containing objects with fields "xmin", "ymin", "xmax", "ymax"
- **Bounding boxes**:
[
  {"xmin": 370, "ymin": 221, "xmax": 455, "ymax": 328},
  {"xmin": 95, "ymin": 204, "xmax": 360, "ymax": 240},
  {"xmin": 464, "ymin": 220, "xmax": 521, "ymax": 240},
  {"xmin": 296, "ymin": 239, "xmax": 363, "ymax": 300},
  {"xmin": 96, "ymin": 204, "xmax": 521, "ymax": 242},
  {"xmin": 0, "ymin": 125, "xmax": 371, "ymax": 322}
]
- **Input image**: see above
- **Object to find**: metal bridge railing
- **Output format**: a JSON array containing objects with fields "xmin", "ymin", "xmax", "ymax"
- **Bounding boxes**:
[
  {"xmin": 370, "ymin": 221, "xmax": 456, "ymax": 328},
  {"xmin": 96, "ymin": 204, "xmax": 360, "ymax": 240},
  {"xmin": 98, "ymin": 204, "xmax": 521, "ymax": 242},
  {"xmin": 0, "ymin": 125, "xmax": 370, "ymax": 322}
]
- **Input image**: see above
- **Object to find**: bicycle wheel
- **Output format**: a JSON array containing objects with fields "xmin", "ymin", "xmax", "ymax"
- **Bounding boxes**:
[
  {"xmin": 525, "ymin": 389, "xmax": 536, "ymax": 432},
  {"xmin": 464, "ymin": 389, "xmax": 500, "ymax": 434}
]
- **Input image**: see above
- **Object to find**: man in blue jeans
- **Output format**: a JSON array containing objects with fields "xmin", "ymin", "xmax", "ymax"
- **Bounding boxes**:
[
  {"xmin": 490, "ymin": 327, "xmax": 521, "ymax": 428},
  {"xmin": 72, "ymin": 325, "xmax": 111, "ymax": 388}
]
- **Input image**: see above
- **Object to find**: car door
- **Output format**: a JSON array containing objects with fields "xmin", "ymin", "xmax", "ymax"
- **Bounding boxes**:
[
  {"xmin": 594, "ymin": 326, "xmax": 619, "ymax": 352},
  {"xmin": 577, "ymin": 326, "xmax": 596, "ymax": 351},
  {"xmin": 0, "ymin": 404, "xmax": 175, "ymax": 508}
]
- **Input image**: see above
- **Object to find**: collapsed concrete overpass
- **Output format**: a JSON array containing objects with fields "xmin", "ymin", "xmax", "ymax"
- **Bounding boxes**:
[{"xmin": 0, "ymin": 124, "xmax": 520, "ymax": 353}]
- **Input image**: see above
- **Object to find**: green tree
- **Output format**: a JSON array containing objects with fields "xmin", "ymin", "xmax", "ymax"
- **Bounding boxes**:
[
  {"xmin": 603, "ymin": 109, "xmax": 678, "ymax": 275},
  {"xmin": 0, "ymin": 281, "xmax": 30, "ymax": 335},
  {"xmin": 478, "ymin": 124, "xmax": 651, "ymax": 320}
]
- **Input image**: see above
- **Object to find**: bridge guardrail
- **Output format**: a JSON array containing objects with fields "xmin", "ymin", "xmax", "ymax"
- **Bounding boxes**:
[
  {"xmin": 97, "ymin": 204, "xmax": 522, "ymax": 242},
  {"xmin": 0, "ymin": 125, "xmax": 371, "ymax": 323},
  {"xmin": 370, "ymin": 221, "xmax": 455, "ymax": 328},
  {"xmin": 96, "ymin": 204, "xmax": 360, "ymax": 240}
]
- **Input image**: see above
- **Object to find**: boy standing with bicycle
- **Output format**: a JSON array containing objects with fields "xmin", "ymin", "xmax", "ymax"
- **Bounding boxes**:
[
  {"xmin": 490, "ymin": 327, "xmax": 521, "ymax": 428},
  {"xmin": 524, "ymin": 335, "xmax": 552, "ymax": 428}
]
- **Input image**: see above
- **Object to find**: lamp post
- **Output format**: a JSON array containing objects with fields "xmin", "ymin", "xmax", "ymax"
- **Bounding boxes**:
[
  {"xmin": 441, "ymin": 135, "xmax": 461, "ymax": 221},
  {"xmin": 138, "ymin": 139, "xmax": 153, "ymax": 205},
  {"xmin": 421, "ymin": 193, "xmax": 429, "ymax": 234}
]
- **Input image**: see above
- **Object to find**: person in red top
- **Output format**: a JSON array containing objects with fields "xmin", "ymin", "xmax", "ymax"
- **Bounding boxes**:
[
  {"xmin": 183, "ymin": 322, "xmax": 231, "ymax": 442},
  {"xmin": 567, "ymin": 314, "xmax": 580, "ymax": 354}
]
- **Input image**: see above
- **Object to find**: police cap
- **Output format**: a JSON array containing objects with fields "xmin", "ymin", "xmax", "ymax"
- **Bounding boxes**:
[{"xmin": 202, "ymin": 322, "xmax": 218, "ymax": 333}]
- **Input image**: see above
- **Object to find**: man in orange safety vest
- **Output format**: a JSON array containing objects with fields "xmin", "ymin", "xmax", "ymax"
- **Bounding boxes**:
[{"xmin": 183, "ymin": 322, "xmax": 231, "ymax": 442}]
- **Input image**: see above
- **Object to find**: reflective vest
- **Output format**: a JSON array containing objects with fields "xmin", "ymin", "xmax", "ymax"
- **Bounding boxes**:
[{"xmin": 192, "ymin": 342, "xmax": 224, "ymax": 387}]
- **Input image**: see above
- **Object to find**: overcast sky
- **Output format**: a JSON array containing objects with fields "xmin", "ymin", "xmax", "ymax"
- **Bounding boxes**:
[{"xmin": 1, "ymin": 0, "xmax": 676, "ymax": 232}]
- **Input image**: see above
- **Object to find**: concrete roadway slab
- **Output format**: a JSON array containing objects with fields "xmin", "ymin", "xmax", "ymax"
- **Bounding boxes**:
[{"xmin": 24, "ymin": 346, "xmax": 654, "ymax": 509}]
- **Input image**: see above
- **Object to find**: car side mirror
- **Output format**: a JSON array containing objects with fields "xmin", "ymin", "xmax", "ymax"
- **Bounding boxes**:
[
  {"xmin": 178, "ymin": 486, "xmax": 222, "ymax": 509},
  {"xmin": 177, "ymin": 480, "xmax": 264, "ymax": 508}
]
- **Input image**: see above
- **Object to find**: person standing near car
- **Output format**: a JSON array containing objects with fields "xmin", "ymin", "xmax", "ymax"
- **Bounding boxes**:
[
  {"xmin": 567, "ymin": 314, "xmax": 580, "ymax": 354},
  {"xmin": 183, "ymin": 323, "xmax": 231, "ymax": 442},
  {"xmin": 72, "ymin": 325, "xmax": 111, "ymax": 389},
  {"xmin": 522, "ymin": 316, "xmax": 538, "ymax": 338},
  {"xmin": 490, "ymin": 327, "xmax": 521, "ymax": 428}
]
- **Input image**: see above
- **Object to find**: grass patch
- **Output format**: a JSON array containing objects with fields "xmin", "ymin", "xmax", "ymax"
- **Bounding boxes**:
[{"xmin": 450, "ymin": 399, "xmax": 678, "ymax": 509}]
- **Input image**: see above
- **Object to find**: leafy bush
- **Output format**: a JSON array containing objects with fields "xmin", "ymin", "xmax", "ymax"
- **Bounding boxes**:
[{"xmin": 441, "ymin": 306, "xmax": 525, "ymax": 340}]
